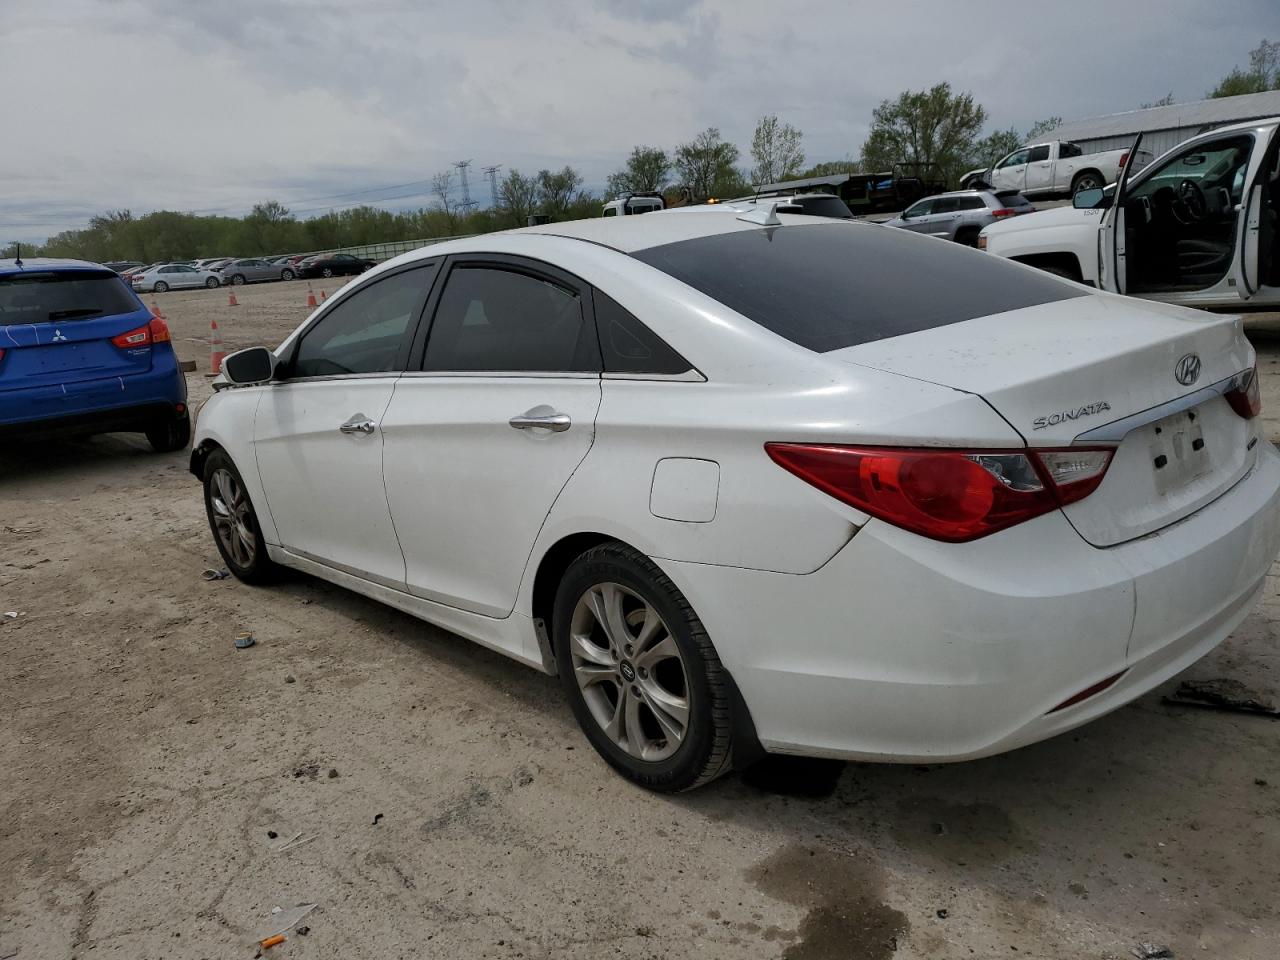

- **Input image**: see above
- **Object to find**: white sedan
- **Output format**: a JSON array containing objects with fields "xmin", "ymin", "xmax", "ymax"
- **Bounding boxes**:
[
  {"xmin": 190, "ymin": 209, "xmax": 1280, "ymax": 791},
  {"xmin": 130, "ymin": 262, "xmax": 222, "ymax": 293}
]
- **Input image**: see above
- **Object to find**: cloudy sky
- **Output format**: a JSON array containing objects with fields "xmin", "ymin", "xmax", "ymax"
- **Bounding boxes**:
[{"xmin": 1, "ymin": 0, "xmax": 1274, "ymax": 242}]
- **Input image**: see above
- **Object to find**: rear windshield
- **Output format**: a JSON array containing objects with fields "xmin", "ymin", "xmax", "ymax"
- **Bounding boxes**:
[
  {"xmin": 0, "ymin": 270, "xmax": 140, "ymax": 324},
  {"xmin": 631, "ymin": 222, "xmax": 1083, "ymax": 352},
  {"xmin": 995, "ymin": 191, "xmax": 1032, "ymax": 206}
]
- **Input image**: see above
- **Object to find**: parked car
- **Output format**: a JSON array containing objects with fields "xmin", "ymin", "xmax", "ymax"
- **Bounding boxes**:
[
  {"xmin": 883, "ymin": 189, "xmax": 1035, "ymax": 245},
  {"xmin": 0, "ymin": 258, "xmax": 189, "ymax": 450},
  {"xmin": 672, "ymin": 193, "xmax": 855, "ymax": 219},
  {"xmin": 120, "ymin": 262, "xmax": 159, "ymax": 280},
  {"xmin": 980, "ymin": 118, "xmax": 1280, "ymax": 307},
  {"xmin": 981, "ymin": 139, "xmax": 1153, "ymax": 199},
  {"xmin": 104, "ymin": 260, "xmax": 143, "ymax": 274},
  {"xmin": 294, "ymin": 252, "xmax": 375, "ymax": 279},
  {"xmin": 602, "ymin": 192, "xmax": 665, "ymax": 216},
  {"xmin": 191, "ymin": 211, "xmax": 1279, "ymax": 792},
  {"xmin": 219, "ymin": 257, "xmax": 297, "ymax": 284},
  {"xmin": 203, "ymin": 258, "xmax": 236, "ymax": 272},
  {"xmin": 130, "ymin": 262, "xmax": 222, "ymax": 292}
]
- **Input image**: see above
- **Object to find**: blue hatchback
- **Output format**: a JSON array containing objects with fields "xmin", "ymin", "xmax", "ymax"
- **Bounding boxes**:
[{"xmin": 0, "ymin": 258, "xmax": 189, "ymax": 451}]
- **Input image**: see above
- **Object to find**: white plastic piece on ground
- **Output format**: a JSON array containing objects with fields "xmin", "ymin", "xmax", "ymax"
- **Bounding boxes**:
[{"xmin": 259, "ymin": 902, "xmax": 317, "ymax": 940}]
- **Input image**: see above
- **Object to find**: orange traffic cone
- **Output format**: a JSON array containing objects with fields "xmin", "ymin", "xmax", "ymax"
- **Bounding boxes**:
[
  {"xmin": 149, "ymin": 297, "xmax": 166, "ymax": 320},
  {"xmin": 227, "ymin": 290, "xmax": 238, "ymax": 307},
  {"xmin": 208, "ymin": 318, "xmax": 226, "ymax": 376},
  {"xmin": 319, "ymin": 289, "xmax": 327, "ymax": 302},
  {"xmin": 306, "ymin": 285, "xmax": 317, "ymax": 308}
]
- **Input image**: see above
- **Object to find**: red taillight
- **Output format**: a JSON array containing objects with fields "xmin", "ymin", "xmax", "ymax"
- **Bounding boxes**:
[
  {"xmin": 1118, "ymin": 151, "xmax": 1130, "ymax": 169},
  {"xmin": 990, "ymin": 208, "xmax": 1017, "ymax": 218},
  {"xmin": 149, "ymin": 316, "xmax": 171, "ymax": 343},
  {"xmin": 765, "ymin": 444, "xmax": 1114, "ymax": 542},
  {"xmin": 1225, "ymin": 366, "xmax": 1261, "ymax": 420},
  {"xmin": 0, "ymin": 347, "xmax": 6, "ymax": 362},
  {"xmin": 111, "ymin": 325, "xmax": 152, "ymax": 347}
]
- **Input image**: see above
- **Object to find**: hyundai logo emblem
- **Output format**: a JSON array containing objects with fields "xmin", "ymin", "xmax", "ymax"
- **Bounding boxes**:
[{"xmin": 1175, "ymin": 353, "xmax": 1201, "ymax": 387}]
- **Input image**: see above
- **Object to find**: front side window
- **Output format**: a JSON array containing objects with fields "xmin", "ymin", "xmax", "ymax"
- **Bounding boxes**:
[
  {"xmin": 999, "ymin": 149, "xmax": 1030, "ymax": 168},
  {"xmin": 603, "ymin": 206, "xmax": 618, "ymax": 217},
  {"xmin": 903, "ymin": 199, "xmax": 934, "ymax": 218},
  {"xmin": 932, "ymin": 197, "xmax": 960, "ymax": 214},
  {"xmin": 291, "ymin": 264, "xmax": 435, "ymax": 377},
  {"xmin": 422, "ymin": 266, "xmax": 598, "ymax": 373},
  {"xmin": 1028, "ymin": 145, "xmax": 1050, "ymax": 162},
  {"xmin": 1128, "ymin": 135, "xmax": 1254, "ymax": 205}
]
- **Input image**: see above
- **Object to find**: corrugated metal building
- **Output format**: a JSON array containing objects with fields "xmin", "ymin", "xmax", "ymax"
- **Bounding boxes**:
[{"xmin": 1043, "ymin": 90, "xmax": 1280, "ymax": 160}]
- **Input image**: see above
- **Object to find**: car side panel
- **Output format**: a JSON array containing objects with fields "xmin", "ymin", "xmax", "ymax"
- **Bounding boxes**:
[{"xmin": 191, "ymin": 386, "xmax": 277, "ymax": 543}]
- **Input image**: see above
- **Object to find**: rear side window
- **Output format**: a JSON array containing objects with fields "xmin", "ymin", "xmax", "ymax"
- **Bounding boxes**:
[
  {"xmin": 0, "ymin": 270, "xmax": 138, "ymax": 323},
  {"xmin": 293, "ymin": 265, "xmax": 435, "ymax": 377},
  {"xmin": 422, "ymin": 266, "xmax": 599, "ymax": 373},
  {"xmin": 995, "ymin": 191, "xmax": 1032, "ymax": 207},
  {"xmin": 593, "ymin": 290, "xmax": 692, "ymax": 376},
  {"xmin": 958, "ymin": 196, "xmax": 987, "ymax": 210},
  {"xmin": 1060, "ymin": 141, "xmax": 1082, "ymax": 158},
  {"xmin": 631, "ymin": 223, "xmax": 1084, "ymax": 353}
]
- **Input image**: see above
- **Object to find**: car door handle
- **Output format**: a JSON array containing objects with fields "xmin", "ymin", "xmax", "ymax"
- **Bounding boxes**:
[
  {"xmin": 509, "ymin": 410, "xmax": 571, "ymax": 432},
  {"xmin": 339, "ymin": 414, "xmax": 376, "ymax": 435}
]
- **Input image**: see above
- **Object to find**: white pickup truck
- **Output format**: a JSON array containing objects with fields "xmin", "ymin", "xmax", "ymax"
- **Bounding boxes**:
[
  {"xmin": 979, "ymin": 118, "xmax": 1280, "ymax": 310},
  {"xmin": 981, "ymin": 139, "xmax": 1152, "ymax": 199}
]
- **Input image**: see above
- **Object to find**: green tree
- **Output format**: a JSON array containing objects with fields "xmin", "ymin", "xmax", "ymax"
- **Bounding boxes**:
[
  {"xmin": 606, "ymin": 146, "xmax": 670, "ymax": 197},
  {"xmin": 499, "ymin": 168, "xmax": 539, "ymax": 227},
  {"xmin": 1024, "ymin": 116, "xmax": 1063, "ymax": 142},
  {"xmin": 1210, "ymin": 39, "xmax": 1280, "ymax": 98},
  {"xmin": 748, "ymin": 115, "xmax": 805, "ymax": 186},
  {"xmin": 969, "ymin": 127, "xmax": 1022, "ymax": 170},
  {"xmin": 1140, "ymin": 92, "xmax": 1176, "ymax": 109},
  {"xmin": 860, "ymin": 83, "xmax": 986, "ymax": 185},
  {"xmin": 536, "ymin": 166, "xmax": 585, "ymax": 218},
  {"xmin": 798, "ymin": 159, "xmax": 861, "ymax": 178},
  {"xmin": 674, "ymin": 127, "xmax": 741, "ymax": 201}
]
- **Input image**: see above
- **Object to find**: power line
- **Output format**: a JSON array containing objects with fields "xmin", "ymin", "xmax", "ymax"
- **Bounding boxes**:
[{"xmin": 483, "ymin": 165, "xmax": 502, "ymax": 209}]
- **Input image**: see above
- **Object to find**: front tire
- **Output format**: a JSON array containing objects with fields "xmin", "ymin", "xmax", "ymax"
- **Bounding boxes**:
[
  {"xmin": 154, "ymin": 281, "xmax": 169, "ymax": 293},
  {"xmin": 553, "ymin": 542, "xmax": 733, "ymax": 792},
  {"xmin": 145, "ymin": 410, "xmax": 190, "ymax": 452},
  {"xmin": 205, "ymin": 276, "xmax": 219, "ymax": 288},
  {"xmin": 321, "ymin": 267, "xmax": 334, "ymax": 278},
  {"xmin": 281, "ymin": 268, "xmax": 295, "ymax": 281},
  {"xmin": 202, "ymin": 449, "xmax": 277, "ymax": 584}
]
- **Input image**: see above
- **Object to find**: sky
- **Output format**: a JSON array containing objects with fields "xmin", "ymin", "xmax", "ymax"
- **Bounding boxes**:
[{"xmin": 1, "ymin": 0, "xmax": 1275, "ymax": 243}]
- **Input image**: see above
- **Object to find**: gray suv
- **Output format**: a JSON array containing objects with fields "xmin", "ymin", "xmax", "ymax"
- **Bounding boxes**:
[{"xmin": 883, "ymin": 189, "xmax": 1034, "ymax": 246}]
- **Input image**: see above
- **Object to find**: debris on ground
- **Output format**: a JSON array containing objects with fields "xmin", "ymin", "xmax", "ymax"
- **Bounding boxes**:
[
  {"xmin": 267, "ymin": 830, "xmax": 278, "ymax": 839},
  {"xmin": 936, "ymin": 908, "xmax": 948, "ymax": 919},
  {"xmin": 201, "ymin": 567, "xmax": 230, "ymax": 581},
  {"xmin": 296, "ymin": 926, "xmax": 310, "ymax": 937},
  {"xmin": 234, "ymin": 631, "xmax": 255, "ymax": 650},
  {"xmin": 327, "ymin": 768, "xmax": 338, "ymax": 778},
  {"xmin": 258, "ymin": 903, "xmax": 317, "ymax": 942},
  {"xmin": 1131, "ymin": 943, "xmax": 1173, "ymax": 959},
  {"xmin": 2, "ymin": 611, "xmax": 23, "ymax": 623},
  {"xmin": 372, "ymin": 813, "xmax": 384, "ymax": 825},
  {"xmin": 1165, "ymin": 679, "xmax": 1279, "ymax": 718},
  {"xmin": 259, "ymin": 934, "xmax": 286, "ymax": 950},
  {"xmin": 294, "ymin": 763, "xmax": 320, "ymax": 779},
  {"xmin": 285, "ymin": 675, "xmax": 296, "ymax": 684}
]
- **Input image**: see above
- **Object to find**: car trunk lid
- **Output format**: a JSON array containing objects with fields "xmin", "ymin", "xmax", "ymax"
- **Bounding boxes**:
[{"xmin": 832, "ymin": 293, "xmax": 1257, "ymax": 547}]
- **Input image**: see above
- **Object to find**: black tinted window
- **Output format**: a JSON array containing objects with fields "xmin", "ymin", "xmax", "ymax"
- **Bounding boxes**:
[
  {"xmin": 792, "ymin": 196, "xmax": 853, "ymax": 218},
  {"xmin": 1028, "ymin": 145, "xmax": 1050, "ymax": 162},
  {"xmin": 904, "ymin": 199, "xmax": 934, "ymax": 217},
  {"xmin": 932, "ymin": 197, "xmax": 960, "ymax": 214},
  {"xmin": 593, "ymin": 290, "xmax": 691, "ymax": 376},
  {"xmin": 293, "ymin": 265, "xmax": 434, "ymax": 377},
  {"xmin": 958, "ymin": 196, "xmax": 987, "ymax": 210},
  {"xmin": 632, "ymin": 223, "xmax": 1084, "ymax": 353},
  {"xmin": 0, "ymin": 270, "xmax": 139, "ymax": 322},
  {"xmin": 1060, "ymin": 141, "xmax": 1082, "ymax": 158},
  {"xmin": 423, "ymin": 266, "xmax": 599, "ymax": 373},
  {"xmin": 995, "ymin": 191, "xmax": 1031, "ymax": 207}
]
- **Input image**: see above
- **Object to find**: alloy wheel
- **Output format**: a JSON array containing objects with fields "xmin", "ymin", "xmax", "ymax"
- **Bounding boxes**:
[
  {"xmin": 210, "ymin": 468, "xmax": 256, "ymax": 566},
  {"xmin": 570, "ymin": 582, "xmax": 690, "ymax": 762}
]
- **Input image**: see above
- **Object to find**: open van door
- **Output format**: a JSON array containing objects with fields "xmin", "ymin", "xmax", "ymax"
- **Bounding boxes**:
[
  {"xmin": 1236, "ymin": 127, "xmax": 1279, "ymax": 301},
  {"xmin": 1098, "ymin": 134, "xmax": 1143, "ymax": 294}
]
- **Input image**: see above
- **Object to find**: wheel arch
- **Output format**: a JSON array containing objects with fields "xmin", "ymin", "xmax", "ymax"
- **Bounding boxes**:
[
  {"xmin": 189, "ymin": 437, "xmax": 224, "ymax": 478},
  {"xmin": 1072, "ymin": 168, "xmax": 1103, "ymax": 191}
]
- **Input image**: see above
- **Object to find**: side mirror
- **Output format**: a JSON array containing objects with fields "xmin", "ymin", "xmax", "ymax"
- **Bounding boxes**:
[
  {"xmin": 1073, "ymin": 188, "xmax": 1106, "ymax": 209},
  {"xmin": 223, "ymin": 346, "xmax": 277, "ymax": 384}
]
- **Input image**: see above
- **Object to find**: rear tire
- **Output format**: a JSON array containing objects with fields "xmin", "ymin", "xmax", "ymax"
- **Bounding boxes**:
[
  {"xmin": 955, "ymin": 226, "xmax": 980, "ymax": 247},
  {"xmin": 154, "ymin": 281, "xmax": 169, "ymax": 293},
  {"xmin": 202, "ymin": 449, "xmax": 278, "ymax": 584},
  {"xmin": 1071, "ymin": 171, "xmax": 1103, "ymax": 196},
  {"xmin": 553, "ymin": 542, "xmax": 733, "ymax": 792},
  {"xmin": 231, "ymin": 273, "xmax": 246, "ymax": 285},
  {"xmin": 146, "ymin": 410, "xmax": 190, "ymax": 452}
]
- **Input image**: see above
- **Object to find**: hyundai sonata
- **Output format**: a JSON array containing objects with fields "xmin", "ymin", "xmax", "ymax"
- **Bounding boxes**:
[{"xmin": 190, "ymin": 209, "xmax": 1280, "ymax": 791}]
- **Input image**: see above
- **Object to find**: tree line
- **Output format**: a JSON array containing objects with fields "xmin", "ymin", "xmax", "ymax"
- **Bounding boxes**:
[{"xmin": 11, "ymin": 37, "xmax": 1273, "ymax": 264}]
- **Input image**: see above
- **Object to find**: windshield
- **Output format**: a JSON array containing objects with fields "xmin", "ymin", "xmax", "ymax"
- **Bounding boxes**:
[
  {"xmin": 633, "ymin": 222, "xmax": 1083, "ymax": 352},
  {"xmin": 0, "ymin": 270, "xmax": 140, "ymax": 323}
]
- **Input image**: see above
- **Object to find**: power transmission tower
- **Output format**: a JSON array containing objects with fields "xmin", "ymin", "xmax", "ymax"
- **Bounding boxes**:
[
  {"xmin": 482, "ymin": 165, "xmax": 502, "ymax": 209},
  {"xmin": 454, "ymin": 160, "xmax": 477, "ymax": 212}
]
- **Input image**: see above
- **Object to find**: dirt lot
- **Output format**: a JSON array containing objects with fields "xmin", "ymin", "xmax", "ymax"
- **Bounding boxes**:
[{"xmin": 2, "ymin": 278, "xmax": 1280, "ymax": 960}]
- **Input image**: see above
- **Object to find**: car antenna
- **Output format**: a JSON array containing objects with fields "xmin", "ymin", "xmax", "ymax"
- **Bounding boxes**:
[{"xmin": 13, "ymin": 242, "xmax": 21, "ymax": 268}]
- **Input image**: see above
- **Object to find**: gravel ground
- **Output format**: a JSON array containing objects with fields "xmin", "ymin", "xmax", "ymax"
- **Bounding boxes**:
[{"xmin": 2, "ymin": 277, "xmax": 1279, "ymax": 960}]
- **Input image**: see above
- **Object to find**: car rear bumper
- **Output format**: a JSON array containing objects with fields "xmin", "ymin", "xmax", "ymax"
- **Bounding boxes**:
[
  {"xmin": 661, "ymin": 441, "xmax": 1280, "ymax": 763},
  {"xmin": 0, "ymin": 360, "xmax": 187, "ymax": 437}
]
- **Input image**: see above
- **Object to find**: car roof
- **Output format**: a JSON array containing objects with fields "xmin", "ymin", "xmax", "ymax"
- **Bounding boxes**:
[
  {"xmin": 0, "ymin": 257, "xmax": 112, "ymax": 277},
  {"xmin": 517, "ymin": 209, "xmax": 857, "ymax": 254}
]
